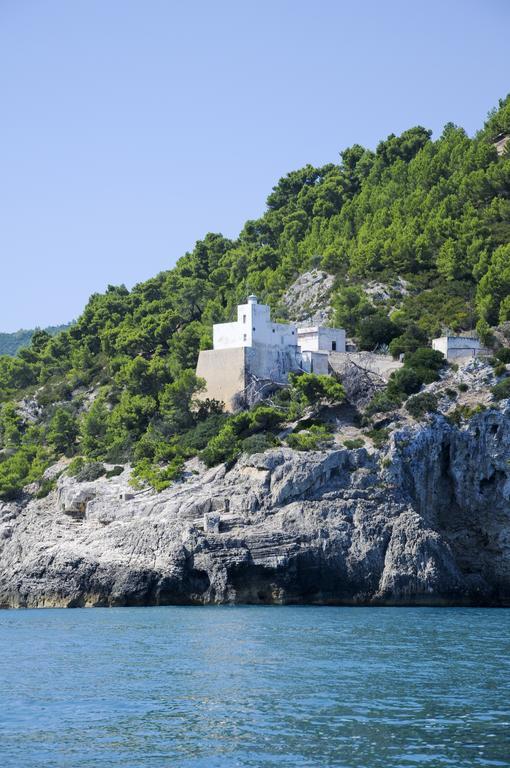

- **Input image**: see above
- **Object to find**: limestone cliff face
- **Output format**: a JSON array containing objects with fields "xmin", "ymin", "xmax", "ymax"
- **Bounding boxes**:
[{"xmin": 0, "ymin": 405, "xmax": 509, "ymax": 608}]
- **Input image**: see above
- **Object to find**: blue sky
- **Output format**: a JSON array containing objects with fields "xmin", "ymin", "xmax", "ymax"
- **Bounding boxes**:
[{"xmin": 1, "ymin": 0, "xmax": 509, "ymax": 331}]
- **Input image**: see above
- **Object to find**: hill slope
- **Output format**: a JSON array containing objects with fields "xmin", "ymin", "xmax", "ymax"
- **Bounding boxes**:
[{"xmin": 0, "ymin": 95, "xmax": 509, "ymax": 498}]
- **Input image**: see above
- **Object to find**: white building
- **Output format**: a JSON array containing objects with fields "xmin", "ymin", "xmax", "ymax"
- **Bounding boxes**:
[
  {"xmin": 213, "ymin": 295, "xmax": 298, "ymax": 350},
  {"xmin": 432, "ymin": 335, "xmax": 483, "ymax": 361},
  {"xmin": 196, "ymin": 295, "xmax": 346, "ymax": 410},
  {"xmin": 297, "ymin": 326, "xmax": 346, "ymax": 354}
]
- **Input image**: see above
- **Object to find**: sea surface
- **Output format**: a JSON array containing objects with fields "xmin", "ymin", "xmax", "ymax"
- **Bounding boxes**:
[{"xmin": 0, "ymin": 606, "xmax": 509, "ymax": 767}]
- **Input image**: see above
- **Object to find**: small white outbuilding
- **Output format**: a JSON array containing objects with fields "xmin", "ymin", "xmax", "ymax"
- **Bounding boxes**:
[{"xmin": 432, "ymin": 335, "xmax": 482, "ymax": 361}]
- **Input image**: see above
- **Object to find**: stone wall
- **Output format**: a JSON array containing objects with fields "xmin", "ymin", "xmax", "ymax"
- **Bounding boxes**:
[
  {"xmin": 195, "ymin": 347, "xmax": 247, "ymax": 411},
  {"xmin": 329, "ymin": 351, "xmax": 403, "ymax": 381}
]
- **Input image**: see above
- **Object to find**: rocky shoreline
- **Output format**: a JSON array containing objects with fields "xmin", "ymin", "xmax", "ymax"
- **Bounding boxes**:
[{"xmin": 1, "ymin": 403, "xmax": 509, "ymax": 608}]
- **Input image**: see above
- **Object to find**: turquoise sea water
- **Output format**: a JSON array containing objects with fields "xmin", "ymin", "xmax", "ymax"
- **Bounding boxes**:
[{"xmin": 0, "ymin": 607, "xmax": 509, "ymax": 767}]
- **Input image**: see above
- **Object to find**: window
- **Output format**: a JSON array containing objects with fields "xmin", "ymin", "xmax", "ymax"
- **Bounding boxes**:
[
  {"xmin": 242, "ymin": 314, "xmax": 246, "ymax": 323},
  {"xmin": 243, "ymin": 333, "xmax": 247, "ymax": 341},
  {"xmin": 332, "ymin": 341, "xmax": 337, "ymax": 351},
  {"xmin": 272, "ymin": 328, "xmax": 275, "ymax": 333},
  {"xmin": 253, "ymin": 327, "xmax": 255, "ymax": 331},
  {"xmin": 291, "ymin": 330, "xmax": 294, "ymax": 335}
]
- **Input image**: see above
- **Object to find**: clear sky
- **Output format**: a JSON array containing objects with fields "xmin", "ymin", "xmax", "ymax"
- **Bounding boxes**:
[{"xmin": 1, "ymin": 0, "xmax": 509, "ymax": 331}]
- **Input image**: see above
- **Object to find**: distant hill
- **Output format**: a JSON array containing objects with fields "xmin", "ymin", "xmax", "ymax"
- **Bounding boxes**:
[{"xmin": 0, "ymin": 324, "xmax": 70, "ymax": 356}]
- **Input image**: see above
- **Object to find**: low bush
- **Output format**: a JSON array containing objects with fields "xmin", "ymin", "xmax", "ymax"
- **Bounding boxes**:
[
  {"xmin": 365, "ymin": 427, "xmax": 390, "ymax": 449},
  {"xmin": 105, "ymin": 465, "xmax": 124, "ymax": 478},
  {"xmin": 447, "ymin": 403, "xmax": 487, "ymax": 425},
  {"xmin": 201, "ymin": 424, "xmax": 240, "ymax": 467},
  {"xmin": 387, "ymin": 367, "xmax": 423, "ymax": 398},
  {"xmin": 343, "ymin": 437, "xmax": 365, "ymax": 449},
  {"xmin": 457, "ymin": 382, "xmax": 469, "ymax": 392},
  {"xmin": 492, "ymin": 378, "xmax": 510, "ymax": 401},
  {"xmin": 130, "ymin": 455, "xmax": 184, "ymax": 492},
  {"xmin": 241, "ymin": 432, "xmax": 278, "ymax": 455},
  {"xmin": 365, "ymin": 391, "xmax": 402, "ymax": 416},
  {"xmin": 289, "ymin": 373, "xmax": 345, "ymax": 406},
  {"xmin": 36, "ymin": 477, "xmax": 57, "ymax": 499},
  {"xmin": 405, "ymin": 392, "xmax": 438, "ymax": 419},
  {"xmin": 75, "ymin": 461, "xmax": 106, "ymax": 483},
  {"xmin": 201, "ymin": 406, "xmax": 285, "ymax": 467},
  {"xmin": 286, "ymin": 424, "xmax": 333, "ymax": 451},
  {"xmin": 496, "ymin": 347, "xmax": 510, "ymax": 364},
  {"xmin": 179, "ymin": 414, "xmax": 227, "ymax": 452}
]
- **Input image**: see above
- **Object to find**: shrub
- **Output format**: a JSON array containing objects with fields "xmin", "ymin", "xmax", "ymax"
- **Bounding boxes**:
[
  {"xmin": 201, "ymin": 424, "xmax": 240, "ymax": 467},
  {"xmin": 358, "ymin": 314, "xmax": 400, "ymax": 350},
  {"xmin": 496, "ymin": 347, "xmax": 510, "ymax": 364},
  {"xmin": 241, "ymin": 432, "xmax": 278, "ymax": 455},
  {"xmin": 447, "ymin": 403, "xmax": 487, "ymax": 425},
  {"xmin": 386, "ymin": 347, "xmax": 447, "ymax": 400},
  {"xmin": 47, "ymin": 407, "xmax": 79, "ymax": 456},
  {"xmin": 36, "ymin": 477, "xmax": 57, "ymax": 499},
  {"xmin": 457, "ymin": 382, "xmax": 469, "ymax": 392},
  {"xmin": 492, "ymin": 378, "xmax": 510, "ymax": 401},
  {"xmin": 387, "ymin": 368, "xmax": 423, "ymax": 398},
  {"xmin": 75, "ymin": 461, "xmax": 106, "ymax": 483},
  {"xmin": 388, "ymin": 325, "xmax": 428, "ymax": 357},
  {"xmin": 131, "ymin": 456, "xmax": 184, "ymax": 492},
  {"xmin": 494, "ymin": 363, "xmax": 507, "ymax": 377},
  {"xmin": 405, "ymin": 392, "xmax": 438, "ymax": 419},
  {"xmin": 365, "ymin": 391, "xmax": 402, "ymax": 416},
  {"xmin": 286, "ymin": 424, "xmax": 333, "ymax": 451},
  {"xmin": 444, "ymin": 388, "xmax": 457, "ymax": 399},
  {"xmin": 405, "ymin": 348, "xmax": 445, "ymax": 372},
  {"xmin": 105, "ymin": 465, "xmax": 124, "ymax": 478},
  {"xmin": 289, "ymin": 373, "xmax": 345, "ymax": 406},
  {"xmin": 180, "ymin": 414, "xmax": 227, "ymax": 452},
  {"xmin": 365, "ymin": 428, "xmax": 390, "ymax": 449},
  {"xmin": 67, "ymin": 456, "xmax": 86, "ymax": 476},
  {"xmin": 343, "ymin": 437, "xmax": 365, "ymax": 449}
]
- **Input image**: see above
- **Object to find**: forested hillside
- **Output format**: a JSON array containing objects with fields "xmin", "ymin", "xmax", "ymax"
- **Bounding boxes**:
[
  {"xmin": 0, "ymin": 325, "xmax": 70, "ymax": 357},
  {"xmin": 1, "ymin": 96, "xmax": 509, "ymax": 499}
]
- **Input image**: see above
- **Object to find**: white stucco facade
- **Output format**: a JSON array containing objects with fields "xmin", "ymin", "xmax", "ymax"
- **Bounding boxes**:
[
  {"xmin": 213, "ymin": 295, "xmax": 298, "ymax": 350},
  {"xmin": 432, "ymin": 335, "xmax": 482, "ymax": 361},
  {"xmin": 297, "ymin": 326, "xmax": 346, "ymax": 354}
]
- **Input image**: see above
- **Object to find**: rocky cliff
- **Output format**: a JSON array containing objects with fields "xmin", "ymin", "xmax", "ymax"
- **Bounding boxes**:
[{"xmin": 1, "ymin": 403, "xmax": 509, "ymax": 608}]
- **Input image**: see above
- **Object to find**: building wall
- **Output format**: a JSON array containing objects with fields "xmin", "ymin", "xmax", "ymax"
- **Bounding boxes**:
[
  {"xmin": 246, "ymin": 344, "xmax": 302, "ymax": 383},
  {"xmin": 329, "ymin": 352, "xmax": 403, "ymax": 381},
  {"xmin": 445, "ymin": 347, "xmax": 481, "ymax": 361},
  {"xmin": 301, "ymin": 350, "xmax": 329, "ymax": 374},
  {"xmin": 297, "ymin": 326, "xmax": 346, "ymax": 353},
  {"xmin": 213, "ymin": 321, "xmax": 248, "ymax": 350},
  {"xmin": 195, "ymin": 347, "xmax": 247, "ymax": 411},
  {"xmin": 432, "ymin": 336, "xmax": 481, "ymax": 361},
  {"xmin": 214, "ymin": 300, "xmax": 298, "ymax": 350}
]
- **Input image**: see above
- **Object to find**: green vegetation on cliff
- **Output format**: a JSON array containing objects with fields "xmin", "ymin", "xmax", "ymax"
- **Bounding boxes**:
[{"xmin": 1, "ymin": 96, "xmax": 510, "ymax": 498}]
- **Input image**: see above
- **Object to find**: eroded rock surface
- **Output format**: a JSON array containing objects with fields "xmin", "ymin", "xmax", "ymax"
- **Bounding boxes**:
[{"xmin": 1, "ymin": 404, "xmax": 509, "ymax": 608}]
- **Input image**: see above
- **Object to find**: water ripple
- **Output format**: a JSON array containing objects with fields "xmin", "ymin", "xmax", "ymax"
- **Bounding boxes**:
[{"xmin": 0, "ymin": 606, "xmax": 509, "ymax": 767}]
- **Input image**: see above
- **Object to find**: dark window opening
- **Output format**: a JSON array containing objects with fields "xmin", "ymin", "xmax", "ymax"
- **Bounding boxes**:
[{"xmin": 332, "ymin": 341, "xmax": 337, "ymax": 351}]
